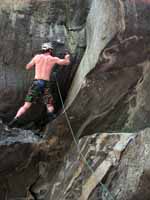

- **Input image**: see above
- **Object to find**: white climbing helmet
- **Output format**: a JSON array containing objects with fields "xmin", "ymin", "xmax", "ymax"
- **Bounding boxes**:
[{"xmin": 41, "ymin": 42, "xmax": 54, "ymax": 50}]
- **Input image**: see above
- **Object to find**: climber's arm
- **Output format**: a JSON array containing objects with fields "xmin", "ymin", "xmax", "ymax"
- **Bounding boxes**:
[
  {"xmin": 26, "ymin": 56, "xmax": 37, "ymax": 70},
  {"xmin": 53, "ymin": 54, "xmax": 70, "ymax": 66}
]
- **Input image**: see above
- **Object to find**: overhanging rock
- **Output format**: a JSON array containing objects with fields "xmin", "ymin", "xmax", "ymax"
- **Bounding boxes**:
[{"xmin": 46, "ymin": 0, "xmax": 150, "ymax": 137}]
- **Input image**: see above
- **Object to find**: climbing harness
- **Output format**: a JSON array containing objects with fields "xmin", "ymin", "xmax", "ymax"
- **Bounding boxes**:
[{"xmin": 54, "ymin": 73, "xmax": 115, "ymax": 200}]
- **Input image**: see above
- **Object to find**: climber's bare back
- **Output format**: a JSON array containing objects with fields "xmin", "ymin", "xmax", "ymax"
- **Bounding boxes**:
[
  {"xmin": 30, "ymin": 53, "xmax": 58, "ymax": 80},
  {"xmin": 26, "ymin": 53, "xmax": 70, "ymax": 81}
]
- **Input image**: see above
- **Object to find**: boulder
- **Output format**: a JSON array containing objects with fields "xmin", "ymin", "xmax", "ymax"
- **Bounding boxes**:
[{"xmin": 48, "ymin": 129, "xmax": 150, "ymax": 200}]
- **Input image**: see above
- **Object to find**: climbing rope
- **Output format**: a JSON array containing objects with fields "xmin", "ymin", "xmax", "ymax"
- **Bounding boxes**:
[{"xmin": 54, "ymin": 73, "xmax": 115, "ymax": 200}]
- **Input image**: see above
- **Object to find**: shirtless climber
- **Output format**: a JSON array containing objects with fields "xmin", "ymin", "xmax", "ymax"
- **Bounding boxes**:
[{"xmin": 9, "ymin": 42, "xmax": 70, "ymax": 127}]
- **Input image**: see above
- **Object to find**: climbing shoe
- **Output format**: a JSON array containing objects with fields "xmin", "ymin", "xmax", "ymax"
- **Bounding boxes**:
[{"xmin": 8, "ymin": 117, "xmax": 20, "ymax": 128}]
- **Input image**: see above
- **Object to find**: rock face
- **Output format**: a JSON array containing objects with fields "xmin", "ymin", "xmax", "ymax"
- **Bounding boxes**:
[
  {"xmin": 44, "ymin": 0, "xmax": 150, "ymax": 199},
  {"xmin": 1, "ymin": 0, "xmax": 150, "ymax": 128},
  {"xmin": 0, "ymin": 121, "xmax": 40, "ymax": 199},
  {"xmin": 1, "ymin": 0, "xmax": 150, "ymax": 199},
  {"xmin": 0, "ymin": 0, "xmax": 90, "ymax": 121},
  {"xmin": 0, "ymin": 0, "xmax": 90, "ymax": 198},
  {"xmin": 46, "ymin": 0, "xmax": 150, "ymax": 138},
  {"xmin": 0, "ymin": 121, "xmax": 72, "ymax": 200},
  {"xmin": 49, "ymin": 129, "xmax": 150, "ymax": 200}
]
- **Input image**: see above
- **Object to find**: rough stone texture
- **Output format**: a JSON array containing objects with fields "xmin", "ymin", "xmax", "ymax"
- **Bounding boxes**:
[
  {"xmin": 46, "ymin": 0, "xmax": 150, "ymax": 138},
  {"xmin": 66, "ymin": 0, "xmax": 123, "ymax": 105},
  {"xmin": 1, "ymin": 0, "xmax": 150, "ymax": 199},
  {"xmin": 42, "ymin": 1, "xmax": 150, "ymax": 199},
  {"xmin": 125, "ymin": 61, "xmax": 150, "ymax": 131},
  {"xmin": 1, "ymin": 0, "xmax": 150, "ymax": 128},
  {"xmin": 0, "ymin": 121, "xmax": 41, "ymax": 199},
  {"xmin": 0, "ymin": 120, "xmax": 73, "ymax": 200},
  {"xmin": 49, "ymin": 129, "xmax": 150, "ymax": 200},
  {"xmin": 0, "ymin": 0, "xmax": 91, "ymax": 198},
  {"xmin": 0, "ymin": 0, "xmax": 90, "ymax": 122}
]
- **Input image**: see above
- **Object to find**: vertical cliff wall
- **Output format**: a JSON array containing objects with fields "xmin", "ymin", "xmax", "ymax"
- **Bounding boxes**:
[{"xmin": 0, "ymin": 0, "xmax": 90, "ymax": 122}]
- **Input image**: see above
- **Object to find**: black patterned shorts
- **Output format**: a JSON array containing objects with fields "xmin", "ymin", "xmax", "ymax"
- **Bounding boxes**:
[{"xmin": 25, "ymin": 79, "xmax": 54, "ymax": 105}]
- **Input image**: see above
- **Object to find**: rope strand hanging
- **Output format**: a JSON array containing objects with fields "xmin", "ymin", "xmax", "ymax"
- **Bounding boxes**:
[{"xmin": 54, "ymin": 73, "xmax": 115, "ymax": 200}]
